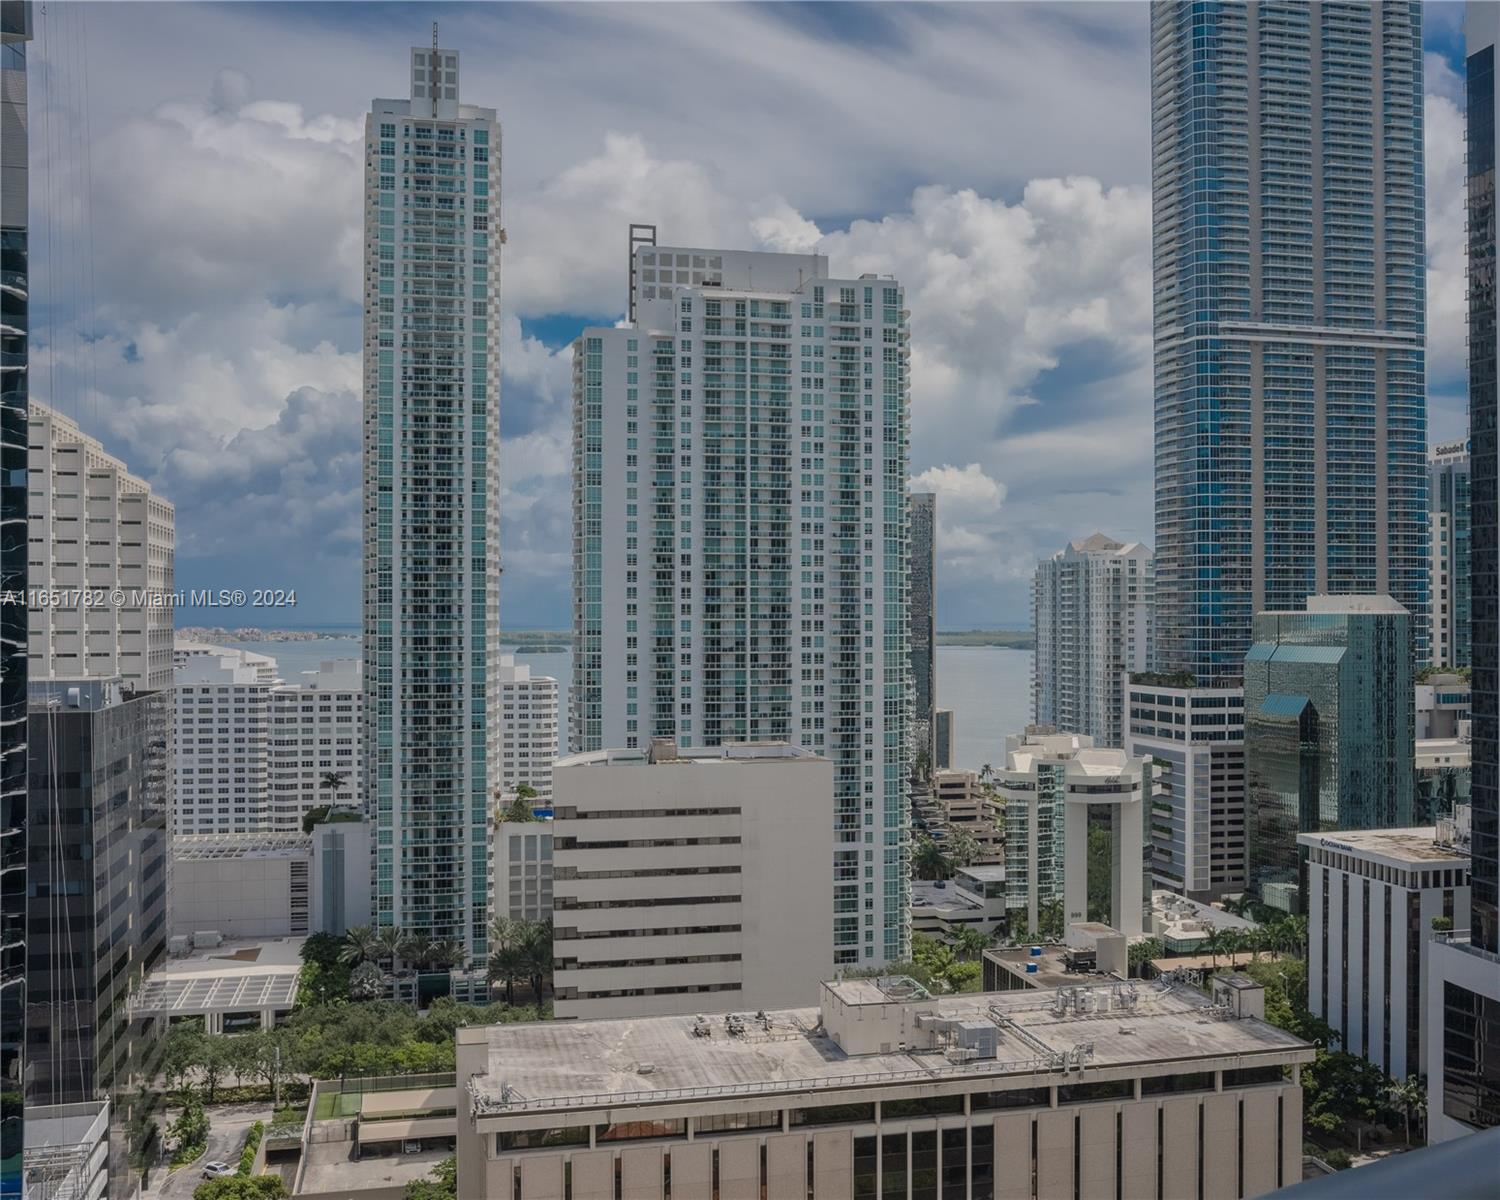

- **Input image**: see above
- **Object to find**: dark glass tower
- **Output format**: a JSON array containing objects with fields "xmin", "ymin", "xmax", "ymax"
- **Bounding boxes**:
[
  {"xmin": 0, "ymin": 3, "xmax": 30, "ymax": 1193},
  {"xmin": 1468, "ymin": 6, "xmax": 1498, "ymax": 958},
  {"xmin": 1150, "ymin": 1, "xmax": 1429, "ymax": 682}
]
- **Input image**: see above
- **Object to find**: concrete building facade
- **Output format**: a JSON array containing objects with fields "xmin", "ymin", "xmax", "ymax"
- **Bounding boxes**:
[
  {"xmin": 493, "ymin": 818, "xmax": 553, "ymax": 925},
  {"xmin": 456, "ymin": 975, "xmax": 1314, "ymax": 1200},
  {"xmin": 571, "ymin": 241, "xmax": 911, "ymax": 967},
  {"xmin": 909, "ymin": 491, "xmax": 937, "ymax": 772},
  {"xmin": 497, "ymin": 654, "xmax": 558, "ymax": 805},
  {"xmin": 1124, "ymin": 679, "xmax": 1247, "ymax": 900},
  {"xmin": 1032, "ymin": 533, "xmax": 1153, "ymax": 749},
  {"xmin": 363, "ymin": 43, "xmax": 502, "ymax": 961},
  {"xmin": 268, "ymin": 659, "xmax": 362, "ymax": 833},
  {"xmin": 551, "ymin": 740, "xmax": 833, "ymax": 1020},
  {"xmin": 995, "ymin": 729, "xmax": 1150, "ymax": 938},
  {"xmin": 26, "ymin": 400, "xmax": 175, "ymax": 690},
  {"xmin": 175, "ymin": 650, "xmax": 275, "ymax": 834},
  {"xmin": 1302, "ymin": 821, "xmax": 1470, "ymax": 1082},
  {"xmin": 1430, "ymin": 442, "xmax": 1472, "ymax": 669}
]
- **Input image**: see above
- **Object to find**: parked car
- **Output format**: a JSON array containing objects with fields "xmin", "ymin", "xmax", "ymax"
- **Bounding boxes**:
[{"xmin": 202, "ymin": 1162, "xmax": 235, "ymax": 1179}]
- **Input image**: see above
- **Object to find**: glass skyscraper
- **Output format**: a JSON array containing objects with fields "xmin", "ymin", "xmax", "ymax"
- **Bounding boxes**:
[
  {"xmin": 0, "ymin": 3, "xmax": 29, "ymax": 1190},
  {"xmin": 1243, "ymin": 596, "xmax": 1415, "ymax": 911},
  {"xmin": 572, "ymin": 242, "xmax": 912, "ymax": 967},
  {"xmin": 1151, "ymin": 1, "xmax": 1429, "ymax": 682},
  {"xmin": 363, "ymin": 44, "xmax": 501, "ymax": 962}
]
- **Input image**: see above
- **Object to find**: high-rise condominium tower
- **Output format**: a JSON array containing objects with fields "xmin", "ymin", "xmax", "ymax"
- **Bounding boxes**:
[
  {"xmin": 572, "ymin": 239, "xmax": 912, "ymax": 966},
  {"xmin": 909, "ymin": 492, "xmax": 937, "ymax": 769},
  {"xmin": 1151, "ymin": 1, "xmax": 1428, "ymax": 682},
  {"xmin": 1032, "ymin": 532, "xmax": 1153, "ymax": 748},
  {"xmin": 363, "ymin": 43, "xmax": 501, "ymax": 960}
]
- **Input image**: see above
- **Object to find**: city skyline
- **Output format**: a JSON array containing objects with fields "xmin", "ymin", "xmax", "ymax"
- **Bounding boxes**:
[{"xmin": 16, "ymin": 2, "xmax": 1473, "ymax": 632}]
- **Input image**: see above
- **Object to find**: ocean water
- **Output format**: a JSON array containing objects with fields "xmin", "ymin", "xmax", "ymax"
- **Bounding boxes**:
[{"xmin": 199, "ymin": 636, "xmax": 1028, "ymax": 772}]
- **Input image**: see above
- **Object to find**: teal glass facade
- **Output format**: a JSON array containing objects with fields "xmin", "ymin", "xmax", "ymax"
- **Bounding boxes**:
[
  {"xmin": 1151, "ymin": 1, "xmax": 1429, "ymax": 682},
  {"xmin": 363, "ymin": 52, "xmax": 501, "ymax": 963},
  {"xmin": 573, "ymin": 252, "xmax": 912, "ymax": 966},
  {"xmin": 1244, "ymin": 603, "xmax": 1415, "ymax": 910}
]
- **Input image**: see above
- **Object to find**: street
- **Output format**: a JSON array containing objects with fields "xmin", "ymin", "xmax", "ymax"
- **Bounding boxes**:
[{"xmin": 146, "ymin": 1102, "xmax": 271, "ymax": 1200}]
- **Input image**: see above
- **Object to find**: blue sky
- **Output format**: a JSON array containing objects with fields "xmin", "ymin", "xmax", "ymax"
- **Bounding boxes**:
[{"xmin": 24, "ymin": 2, "xmax": 1472, "ymax": 629}]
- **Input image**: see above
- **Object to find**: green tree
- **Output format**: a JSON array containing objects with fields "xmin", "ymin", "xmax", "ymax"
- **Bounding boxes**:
[
  {"xmin": 169, "ymin": 1093, "xmax": 209, "ymax": 1162},
  {"xmin": 374, "ymin": 925, "xmax": 405, "ymax": 968},
  {"xmin": 947, "ymin": 829, "xmax": 981, "ymax": 870},
  {"xmin": 951, "ymin": 928, "xmax": 990, "ymax": 962},
  {"xmin": 1086, "ymin": 826, "xmax": 1113, "ymax": 923},
  {"xmin": 339, "ymin": 925, "xmax": 382, "ymax": 967},
  {"xmin": 487, "ymin": 944, "xmax": 527, "ymax": 1005},
  {"xmin": 912, "ymin": 836, "xmax": 951, "ymax": 882},
  {"xmin": 519, "ymin": 921, "xmax": 552, "ymax": 1000},
  {"xmin": 1199, "ymin": 927, "xmax": 1226, "ymax": 971},
  {"xmin": 1127, "ymin": 938, "xmax": 1164, "ymax": 978},
  {"xmin": 498, "ymin": 793, "xmax": 540, "ymax": 823},
  {"xmin": 348, "ymin": 961, "xmax": 386, "ymax": 1001},
  {"xmin": 403, "ymin": 1156, "xmax": 458, "ymax": 1200},
  {"xmin": 194, "ymin": 1177, "xmax": 287, "ymax": 1200},
  {"xmin": 1388, "ymin": 1074, "xmax": 1426, "ymax": 1145}
]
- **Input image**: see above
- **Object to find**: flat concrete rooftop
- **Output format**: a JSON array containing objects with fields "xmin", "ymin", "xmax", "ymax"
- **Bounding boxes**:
[
  {"xmin": 462, "ymin": 981, "xmax": 1310, "ymax": 1116},
  {"xmin": 985, "ymin": 946, "xmax": 1110, "ymax": 990},
  {"xmin": 1297, "ymin": 826, "xmax": 1468, "ymax": 865}
]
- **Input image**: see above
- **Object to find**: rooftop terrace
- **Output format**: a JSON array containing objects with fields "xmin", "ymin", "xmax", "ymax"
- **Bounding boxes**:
[{"xmin": 462, "ymin": 979, "xmax": 1310, "ymax": 1117}]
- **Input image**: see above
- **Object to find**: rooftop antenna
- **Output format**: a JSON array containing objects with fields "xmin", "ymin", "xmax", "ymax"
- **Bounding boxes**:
[{"xmin": 433, "ymin": 21, "xmax": 439, "ymax": 51}]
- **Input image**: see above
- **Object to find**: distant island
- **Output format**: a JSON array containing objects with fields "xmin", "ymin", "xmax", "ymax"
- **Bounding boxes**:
[
  {"xmin": 936, "ymin": 629, "xmax": 1034, "ymax": 649},
  {"xmin": 503, "ymin": 630, "xmax": 572, "ymax": 653},
  {"xmin": 177, "ymin": 626, "xmax": 358, "ymax": 644}
]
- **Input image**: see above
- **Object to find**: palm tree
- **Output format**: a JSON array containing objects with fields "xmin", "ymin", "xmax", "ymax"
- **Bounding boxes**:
[
  {"xmin": 428, "ymin": 938, "xmax": 467, "ymax": 972},
  {"xmin": 519, "ymin": 921, "xmax": 552, "ymax": 1000},
  {"xmin": 339, "ymin": 925, "xmax": 381, "ymax": 967},
  {"xmin": 947, "ymin": 829, "xmax": 981, "ymax": 870},
  {"xmin": 489, "ymin": 915, "xmax": 520, "ymax": 953},
  {"xmin": 374, "ymin": 925, "xmax": 405, "ymax": 969},
  {"xmin": 1200, "ymin": 927, "xmax": 1226, "ymax": 971},
  {"xmin": 319, "ymin": 770, "xmax": 349, "ymax": 799},
  {"xmin": 1388, "ymin": 1075, "xmax": 1426, "ymax": 1145},
  {"xmin": 952, "ymin": 927, "xmax": 990, "ymax": 962},
  {"xmin": 398, "ymin": 930, "xmax": 430, "ymax": 971},
  {"xmin": 912, "ymin": 836, "xmax": 951, "ymax": 882},
  {"xmin": 487, "ymin": 944, "xmax": 527, "ymax": 1005}
]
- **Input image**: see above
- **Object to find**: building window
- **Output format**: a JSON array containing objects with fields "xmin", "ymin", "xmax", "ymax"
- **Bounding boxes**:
[{"xmin": 1442, "ymin": 981, "xmax": 1500, "ymax": 1129}]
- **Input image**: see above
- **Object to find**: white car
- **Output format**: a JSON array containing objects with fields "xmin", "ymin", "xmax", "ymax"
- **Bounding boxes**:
[{"xmin": 201, "ymin": 1162, "xmax": 235, "ymax": 1179}]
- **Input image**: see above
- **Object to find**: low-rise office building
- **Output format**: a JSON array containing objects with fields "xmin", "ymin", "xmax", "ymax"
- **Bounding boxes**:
[
  {"xmin": 456, "ymin": 974, "xmax": 1313, "ymax": 1200},
  {"xmin": 171, "ymin": 820, "xmax": 371, "ymax": 940},
  {"xmin": 1146, "ymin": 890, "xmax": 1260, "ymax": 955},
  {"xmin": 1302, "ymin": 817, "xmax": 1471, "ymax": 1081},
  {"xmin": 552, "ymin": 740, "xmax": 833, "ymax": 1020},
  {"xmin": 1124, "ymin": 678, "xmax": 1247, "ymax": 900},
  {"xmin": 910, "ymin": 866, "xmax": 1007, "ymax": 945}
]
